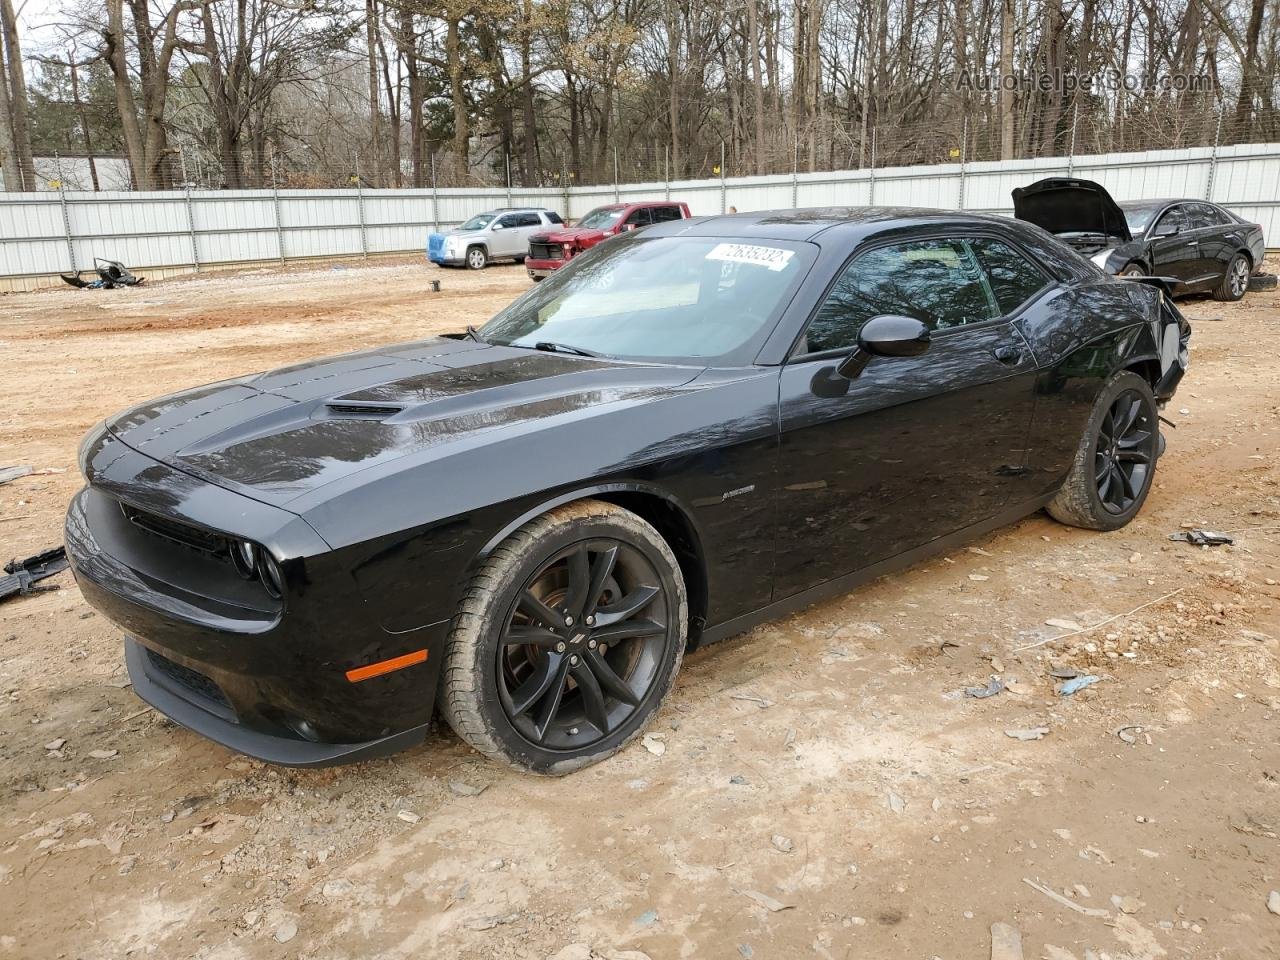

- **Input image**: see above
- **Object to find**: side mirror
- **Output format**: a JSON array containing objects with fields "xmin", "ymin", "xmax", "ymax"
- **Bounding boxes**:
[
  {"xmin": 836, "ymin": 315, "xmax": 931, "ymax": 379},
  {"xmin": 492, "ymin": 222, "xmax": 505, "ymax": 231},
  {"xmin": 1150, "ymin": 223, "xmax": 1178, "ymax": 238}
]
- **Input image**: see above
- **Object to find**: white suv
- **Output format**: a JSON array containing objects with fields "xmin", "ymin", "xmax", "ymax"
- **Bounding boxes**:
[{"xmin": 427, "ymin": 208, "xmax": 565, "ymax": 270}]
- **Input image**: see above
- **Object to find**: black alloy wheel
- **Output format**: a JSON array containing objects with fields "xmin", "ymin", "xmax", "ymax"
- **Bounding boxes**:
[
  {"xmin": 497, "ymin": 539, "xmax": 668, "ymax": 751},
  {"xmin": 1094, "ymin": 388, "xmax": 1157, "ymax": 515},
  {"xmin": 1047, "ymin": 370, "xmax": 1160, "ymax": 531}
]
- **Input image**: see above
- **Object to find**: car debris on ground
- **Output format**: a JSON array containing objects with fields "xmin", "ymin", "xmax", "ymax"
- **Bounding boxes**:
[
  {"xmin": 0, "ymin": 465, "xmax": 65, "ymax": 485},
  {"xmin": 965, "ymin": 677, "xmax": 1006, "ymax": 698},
  {"xmin": 0, "ymin": 546, "xmax": 69, "ymax": 603},
  {"xmin": 60, "ymin": 258, "xmax": 145, "ymax": 290},
  {"xmin": 1057, "ymin": 675, "xmax": 1102, "ymax": 696},
  {"xmin": 1169, "ymin": 528, "xmax": 1234, "ymax": 546}
]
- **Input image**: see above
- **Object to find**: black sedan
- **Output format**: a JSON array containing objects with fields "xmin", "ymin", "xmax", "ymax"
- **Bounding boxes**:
[
  {"xmin": 1013, "ymin": 177, "xmax": 1265, "ymax": 301},
  {"xmin": 66, "ymin": 208, "xmax": 1190, "ymax": 774}
]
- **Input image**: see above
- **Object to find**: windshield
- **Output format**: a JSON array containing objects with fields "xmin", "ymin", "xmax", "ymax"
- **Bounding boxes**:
[
  {"xmin": 577, "ymin": 207, "xmax": 625, "ymax": 229},
  {"xmin": 1122, "ymin": 204, "xmax": 1161, "ymax": 235},
  {"xmin": 459, "ymin": 214, "xmax": 496, "ymax": 231},
  {"xmin": 479, "ymin": 234, "xmax": 815, "ymax": 363}
]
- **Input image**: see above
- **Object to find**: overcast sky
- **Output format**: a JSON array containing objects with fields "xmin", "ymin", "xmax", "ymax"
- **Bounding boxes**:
[{"xmin": 14, "ymin": 0, "xmax": 70, "ymax": 51}]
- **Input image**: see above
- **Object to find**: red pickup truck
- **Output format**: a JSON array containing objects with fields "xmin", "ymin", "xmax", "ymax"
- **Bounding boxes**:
[{"xmin": 524, "ymin": 201, "xmax": 692, "ymax": 280}]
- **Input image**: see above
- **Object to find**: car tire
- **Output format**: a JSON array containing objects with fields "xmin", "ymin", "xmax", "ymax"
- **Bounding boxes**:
[
  {"xmin": 1119, "ymin": 262, "xmax": 1145, "ymax": 277},
  {"xmin": 514, "ymin": 255, "xmax": 527, "ymax": 264},
  {"xmin": 1212, "ymin": 253, "xmax": 1250, "ymax": 302},
  {"xmin": 466, "ymin": 246, "xmax": 488, "ymax": 270},
  {"xmin": 439, "ymin": 500, "xmax": 688, "ymax": 775},
  {"xmin": 1047, "ymin": 371, "xmax": 1160, "ymax": 531}
]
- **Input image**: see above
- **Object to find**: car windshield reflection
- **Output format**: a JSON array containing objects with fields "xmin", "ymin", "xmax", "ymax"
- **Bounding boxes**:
[{"xmin": 479, "ymin": 235, "xmax": 815, "ymax": 364}]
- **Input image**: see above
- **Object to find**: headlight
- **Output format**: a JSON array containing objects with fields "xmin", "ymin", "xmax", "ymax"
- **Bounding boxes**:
[
  {"xmin": 230, "ymin": 539, "xmax": 257, "ymax": 579},
  {"xmin": 1090, "ymin": 249, "xmax": 1115, "ymax": 268},
  {"xmin": 445, "ymin": 236, "xmax": 459, "ymax": 253},
  {"xmin": 229, "ymin": 538, "xmax": 285, "ymax": 598},
  {"xmin": 258, "ymin": 548, "xmax": 285, "ymax": 599}
]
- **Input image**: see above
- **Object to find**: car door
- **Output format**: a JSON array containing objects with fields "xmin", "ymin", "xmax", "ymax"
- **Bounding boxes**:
[
  {"xmin": 621, "ymin": 207, "xmax": 653, "ymax": 233},
  {"xmin": 516, "ymin": 212, "xmax": 543, "ymax": 253},
  {"xmin": 1145, "ymin": 205, "xmax": 1199, "ymax": 282},
  {"xmin": 491, "ymin": 214, "xmax": 522, "ymax": 257},
  {"xmin": 1183, "ymin": 202, "xmax": 1232, "ymax": 287},
  {"xmin": 773, "ymin": 235, "xmax": 1042, "ymax": 597}
]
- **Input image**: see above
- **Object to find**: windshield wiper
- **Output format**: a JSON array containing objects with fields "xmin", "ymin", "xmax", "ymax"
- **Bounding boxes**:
[
  {"xmin": 533, "ymin": 340, "xmax": 604, "ymax": 358},
  {"xmin": 465, "ymin": 325, "xmax": 487, "ymax": 343}
]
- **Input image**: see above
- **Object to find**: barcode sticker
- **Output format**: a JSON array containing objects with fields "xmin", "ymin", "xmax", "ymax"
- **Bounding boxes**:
[{"xmin": 706, "ymin": 243, "xmax": 795, "ymax": 272}]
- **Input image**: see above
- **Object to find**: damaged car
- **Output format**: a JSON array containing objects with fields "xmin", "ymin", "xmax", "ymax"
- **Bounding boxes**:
[
  {"xmin": 67, "ymin": 207, "xmax": 1189, "ymax": 775},
  {"xmin": 1013, "ymin": 177, "xmax": 1265, "ymax": 301}
]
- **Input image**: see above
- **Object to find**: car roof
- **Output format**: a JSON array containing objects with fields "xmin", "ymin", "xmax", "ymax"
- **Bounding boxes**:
[
  {"xmin": 642, "ymin": 206, "xmax": 1030, "ymax": 243},
  {"xmin": 1117, "ymin": 199, "xmax": 1194, "ymax": 210}
]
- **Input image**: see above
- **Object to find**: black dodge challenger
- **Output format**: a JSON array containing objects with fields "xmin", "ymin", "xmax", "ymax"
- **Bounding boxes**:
[
  {"xmin": 1013, "ymin": 177, "xmax": 1265, "ymax": 301},
  {"xmin": 67, "ymin": 208, "xmax": 1189, "ymax": 774}
]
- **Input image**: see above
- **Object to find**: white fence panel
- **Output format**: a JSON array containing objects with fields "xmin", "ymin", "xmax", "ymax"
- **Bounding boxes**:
[{"xmin": 3, "ymin": 143, "xmax": 1277, "ymax": 291}]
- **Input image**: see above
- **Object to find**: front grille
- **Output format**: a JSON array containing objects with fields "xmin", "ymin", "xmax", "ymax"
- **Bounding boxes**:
[
  {"xmin": 427, "ymin": 233, "xmax": 445, "ymax": 257},
  {"xmin": 529, "ymin": 241, "xmax": 564, "ymax": 261},
  {"xmin": 121, "ymin": 503, "xmax": 228, "ymax": 559},
  {"xmin": 147, "ymin": 648, "xmax": 230, "ymax": 710}
]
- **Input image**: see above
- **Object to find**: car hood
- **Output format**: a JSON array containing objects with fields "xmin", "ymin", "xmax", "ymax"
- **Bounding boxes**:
[
  {"xmin": 532, "ymin": 226, "xmax": 608, "ymax": 245},
  {"xmin": 1012, "ymin": 177, "xmax": 1132, "ymax": 244},
  {"xmin": 436, "ymin": 227, "xmax": 487, "ymax": 239},
  {"xmin": 104, "ymin": 338, "xmax": 699, "ymax": 510}
]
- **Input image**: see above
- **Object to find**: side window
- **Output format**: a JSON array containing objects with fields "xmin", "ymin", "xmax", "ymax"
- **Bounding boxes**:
[
  {"xmin": 624, "ymin": 208, "xmax": 653, "ymax": 227},
  {"xmin": 967, "ymin": 237, "xmax": 1049, "ymax": 315},
  {"xmin": 497, "ymin": 214, "xmax": 520, "ymax": 228},
  {"xmin": 543, "ymin": 211, "xmax": 564, "ymax": 224},
  {"xmin": 803, "ymin": 239, "xmax": 998, "ymax": 354},
  {"xmin": 1151, "ymin": 206, "xmax": 1187, "ymax": 236},
  {"xmin": 651, "ymin": 206, "xmax": 684, "ymax": 223},
  {"xmin": 517, "ymin": 213, "xmax": 541, "ymax": 227},
  {"xmin": 1186, "ymin": 203, "xmax": 1225, "ymax": 229}
]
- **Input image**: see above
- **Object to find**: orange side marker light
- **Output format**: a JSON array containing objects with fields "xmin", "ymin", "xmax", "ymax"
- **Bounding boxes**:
[{"xmin": 345, "ymin": 649, "xmax": 428, "ymax": 683}]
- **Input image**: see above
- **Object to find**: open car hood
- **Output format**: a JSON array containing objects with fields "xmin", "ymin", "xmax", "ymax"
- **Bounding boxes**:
[{"xmin": 1012, "ymin": 177, "xmax": 1132, "ymax": 244}]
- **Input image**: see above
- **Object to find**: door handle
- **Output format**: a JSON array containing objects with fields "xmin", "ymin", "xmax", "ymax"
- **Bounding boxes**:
[{"xmin": 993, "ymin": 344, "xmax": 1022, "ymax": 364}]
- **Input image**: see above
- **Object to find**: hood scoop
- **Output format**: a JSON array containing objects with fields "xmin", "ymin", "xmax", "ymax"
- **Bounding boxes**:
[{"xmin": 325, "ymin": 402, "xmax": 405, "ymax": 419}]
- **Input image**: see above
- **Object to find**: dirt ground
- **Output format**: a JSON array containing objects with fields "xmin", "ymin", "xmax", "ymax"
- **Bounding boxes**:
[{"xmin": 1, "ymin": 256, "xmax": 1279, "ymax": 960}]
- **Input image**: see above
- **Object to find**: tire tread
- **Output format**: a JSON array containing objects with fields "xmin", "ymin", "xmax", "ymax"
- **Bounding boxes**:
[{"xmin": 438, "ymin": 500, "xmax": 687, "ymax": 775}]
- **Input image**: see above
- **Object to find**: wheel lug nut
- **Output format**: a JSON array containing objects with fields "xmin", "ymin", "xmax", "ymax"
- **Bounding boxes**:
[
  {"xmin": 564, "ymin": 614, "xmax": 574, "ymax": 627},
  {"xmin": 585, "ymin": 615, "xmax": 595, "ymax": 626},
  {"xmin": 555, "ymin": 642, "xmax": 566, "ymax": 653},
  {"xmin": 570, "ymin": 655, "xmax": 580, "ymax": 665},
  {"xmin": 588, "ymin": 639, "xmax": 597, "ymax": 649}
]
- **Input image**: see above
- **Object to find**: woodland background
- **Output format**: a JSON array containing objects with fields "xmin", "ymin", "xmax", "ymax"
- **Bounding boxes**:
[{"xmin": 0, "ymin": 0, "xmax": 1276, "ymax": 191}]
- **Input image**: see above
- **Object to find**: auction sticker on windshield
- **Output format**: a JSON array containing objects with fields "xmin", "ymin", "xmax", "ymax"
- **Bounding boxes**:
[{"xmin": 706, "ymin": 243, "xmax": 796, "ymax": 272}]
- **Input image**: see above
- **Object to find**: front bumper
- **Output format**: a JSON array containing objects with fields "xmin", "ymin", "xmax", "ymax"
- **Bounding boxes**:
[
  {"xmin": 428, "ymin": 252, "xmax": 465, "ymax": 266},
  {"xmin": 526, "ymin": 256, "xmax": 565, "ymax": 279},
  {"xmin": 67, "ymin": 470, "xmax": 449, "ymax": 766},
  {"xmin": 125, "ymin": 638, "xmax": 430, "ymax": 766}
]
